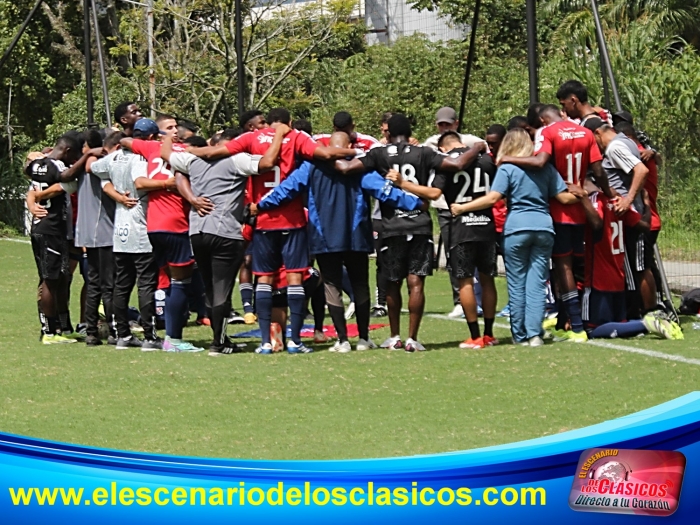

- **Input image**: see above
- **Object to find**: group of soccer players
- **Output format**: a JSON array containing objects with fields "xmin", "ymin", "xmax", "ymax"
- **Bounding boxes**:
[{"xmin": 24, "ymin": 78, "xmax": 682, "ymax": 356}]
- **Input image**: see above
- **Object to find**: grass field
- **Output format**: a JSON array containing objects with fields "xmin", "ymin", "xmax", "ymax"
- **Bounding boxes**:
[{"xmin": 1, "ymin": 238, "xmax": 699, "ymax": 461}]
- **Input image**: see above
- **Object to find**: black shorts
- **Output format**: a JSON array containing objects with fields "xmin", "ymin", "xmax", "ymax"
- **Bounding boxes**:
[
  {"xmin": 251, "ymin": 228, "xmax": 309, "ymax": 275},
  {"xmin": 31, "ymin": 233, "xmax": 70, "ymax": 281},
  {"xmin": 625, "ymin": 227, "xmax": 653, "ymax": 274},
  {"xmin": 148, "ymin": 232, "xmax": 194, "ymax": 268},
  {"xmin": 582, "ymin": 287, "xmax": 627, "ymax": 328},
  {"xmin": 552, "ymin": 223, "xmax": 585, "ymax": 258},
  {"xmin": 380, "ymin": 235, "xmax": 434, "ymax": 281},
  {"xmin": 449, "ymin": 241, "xmax": 497, "ymax": 279}
]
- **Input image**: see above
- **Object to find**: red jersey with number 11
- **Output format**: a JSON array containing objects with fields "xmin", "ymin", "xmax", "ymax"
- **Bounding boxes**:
[
  {"xmin": 584, "ymin": 193, "xmax": 642, "ymax": 292},
  {"xmin": 131, "ymin": 139, "xmax": 189, "ymax": 234},
  {"xmin": 226, "ymin": 128, "xmax": 319, "ymax": 230},
  {"xmin": 535, "ymin": 121, "xmax": 602, "ymax": 225}
]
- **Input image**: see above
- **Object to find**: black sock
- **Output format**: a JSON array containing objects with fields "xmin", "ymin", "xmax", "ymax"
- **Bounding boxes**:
[
  {"xmin": 483, "ymin": 318, "xmax": 494, "ymax": 337},
  {"xmin": 59, "ymin": 312, "xmax": 73, "ymax": 333},
  {"xmin": 467, "ymin": 321, "xmax": 480, "ymax": 340}
]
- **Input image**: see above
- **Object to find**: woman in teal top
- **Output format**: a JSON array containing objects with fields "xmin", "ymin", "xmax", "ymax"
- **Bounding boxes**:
[{"xmin": 451, "ymin": 129, "xmax": 583, "ymax": 346}]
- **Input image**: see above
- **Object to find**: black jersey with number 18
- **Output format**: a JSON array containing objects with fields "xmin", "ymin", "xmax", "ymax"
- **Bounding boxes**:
[
  {"xmin": 26, "ymin": 158, "xmax": 70, "ymax": 237},
  {"xmin": 431, "ymin": 148, "xmax": 497, "ymax": 248},
  {"xmin": 359, "ymin": 142, "xmax": 444, "ymax": 238}
]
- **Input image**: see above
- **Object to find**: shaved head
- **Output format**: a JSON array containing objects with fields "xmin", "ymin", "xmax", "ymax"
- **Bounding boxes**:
[{"xmin": 329, "ymin": 131, "xmax": 350, "ymax": 148}]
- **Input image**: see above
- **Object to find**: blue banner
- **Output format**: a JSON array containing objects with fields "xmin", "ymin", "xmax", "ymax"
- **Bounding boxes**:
[{"xmin": 2, "ymin": 392, "xmax": 699, "ymax": 523}]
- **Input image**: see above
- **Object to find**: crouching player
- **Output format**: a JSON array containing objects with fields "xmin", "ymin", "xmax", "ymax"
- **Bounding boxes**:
[{"xmin": 578, "ymin": 182, "xmax": 682, "ymax": 340}]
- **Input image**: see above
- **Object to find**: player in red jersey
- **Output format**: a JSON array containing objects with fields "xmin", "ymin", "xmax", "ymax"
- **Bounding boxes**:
[
  {"xmin": 120, "ymin": 116, "xmax": 202, "ymax": 352},
  {"xmin": 556, "ymin": 80, "xmax": 612, "ymax": 127},
  {"xmin": 579, "ymin": 182, "xmax": 681, "ymax": 340},
  {"xmin": 188, "ymin": 107, "xmax": 357, "ymax": 354},
  {"xmin": 499, "ymin": 104, "xmax": 615, "ymax": 341},
  {"xmin": 314, "ymin": 111, "xmax": 379, "ymax": 152},
  {"xmin": 235, "ymin": 111, "xmax": 270, "ymax": 324}
]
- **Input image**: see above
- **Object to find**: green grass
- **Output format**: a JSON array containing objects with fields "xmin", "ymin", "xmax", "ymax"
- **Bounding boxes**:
[{"xmin": 1, "ymin": 239, "xmax": 699, "ymax": 460}]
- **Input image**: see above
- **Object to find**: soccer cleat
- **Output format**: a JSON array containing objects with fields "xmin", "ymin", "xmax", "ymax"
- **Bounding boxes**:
[
  {"xmin": 163, "ymin": 338, "xmax": 205, "ymax": 353},
  {"xmin": 482, "ymin": 335, "xmax": 499, "ymax": 347},
  {"xmin": 528, "ymin": 336, "xmax": 545, "ymax": 347},
  {"xmin": 116, "ymin": 336, "xmax": 143, "ymax": 350},
  {"xmin": 141, "ymin": 338, "xmax": 163, "ymax": 351},
  {"xmin": 270, "ymin": 322, "xmax": 284, "ymax": 352},
  {"xmin": 243, "ymin": 312, "xmax": 258, "ymax": 325},
  {"xmin": 459, "ymin": 337, "xmax": 485, "ymax": 349},
  {"xmin": 196, "ymin": 317, "xmax": 211, "ymax": 327},
  {"xmin": 107, "ymin": 335, "xmax": 118, "ymax": 346},
  {"xmin": 330, "ymin": 340, "xmax": 352, "ymax": 354},
  {"xmin": 85, "ymin": 335, "xmax": 103, "ymax": 346},
  {"xmin": 313, "ymin": 330, "xmax": 329, "ymax": 344},
  {"xmin": 447, "ymin": 304, "xmax": 465, "ymax": 318},
  {"xmin": 255, "ymin": 343, "xmax": 273, "ymax": 355},
  {"xmin": 370, "ymin": 305, "xmax": 387, "ymax": 318},
  {"xmin": 208, "ymin": 343, "xmax": 246, "ymax": 356},
  {"xmin": 76, "ymin": 323, "xmax": 88, "ymax": 337},
  {"xmin": 643, "ymin": 312, "xmax": 684, "ymax": 340},
  {"xmin": 129, "ymin": 320, "xmax": 144, "ymax": 333},
  {"xmin": 477, "ymin": 305, "xmax": 484, "ymax": 317},
  {"xmin": 496, "ymin": 304, "xmax": 511, "ymax": 318},
  {"xmin": 405, "ymin": 338, "xmax": 426, "ymax": 352},
  {"xmin": 553, "ymin": 330, "xmax": 588, "ymax": 343},
  {"xmin": 356, "ymin": 338, "xmax": 378, "ymax": 351},
  {"xmin": 380, "ymin": 335, "xmax": 403, "ymax": 350},
  {"xmin": 542, "ymin": 317, "xmax": 558, "ymax": 331},
  {"xmin": 287, "ymin": 341, "xmax": 313, "ymax": 354},
  {"xmin": 62, "ymin": 331, "xmax": 86, "ymax": 341},
  {"xmin": 344, "ymin": 302, "xmax": 355, "ymax": 320},
  {"xmin": 42, "ymin": 334, "xmax": 77, "ymax": 345},
  {"xmin": 228, "ymin": 311, "xmax": 245, "ymax": 324}
]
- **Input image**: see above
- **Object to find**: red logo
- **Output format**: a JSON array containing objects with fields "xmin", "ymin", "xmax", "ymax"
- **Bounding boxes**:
[{"xmin": 569, "ymin": 448, "xmax": 685, "ymax": 516}]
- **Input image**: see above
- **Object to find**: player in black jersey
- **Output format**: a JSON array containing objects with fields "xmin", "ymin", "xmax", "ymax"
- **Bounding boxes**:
[
  {"xmin": 25, "ymin": 135, "xmax": 98, "ymax": 344},
  {"xmin": 337, "ymin": 114, "xmax": 486, "ymax": 352},
  {"xmin": 429, "ymin": 132, "xmax": 498, "ymax": 349}
]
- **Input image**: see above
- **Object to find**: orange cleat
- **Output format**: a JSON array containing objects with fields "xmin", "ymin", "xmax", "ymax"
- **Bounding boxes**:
[
  {"xmin": 482, "ymin": 335, "xmax": 499, "ymax": 347},
  {"xmin": 459, "ymin": 337, "xmax": 485, "ymax": 349}
]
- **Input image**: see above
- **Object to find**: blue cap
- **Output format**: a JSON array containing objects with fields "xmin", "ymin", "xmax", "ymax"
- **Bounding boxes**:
[{"xmin": 133, "ymin": 118, "xmax": 163, "ymax": 136}]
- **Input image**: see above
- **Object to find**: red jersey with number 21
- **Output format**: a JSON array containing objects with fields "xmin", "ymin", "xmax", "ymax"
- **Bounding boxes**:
[
  {"xmin": 131, "ymin": 139, "xmax": 190, "ymax": 234},
  {"xmin": 535, "ymin": 121, "xmax": 602, "ymax": 225},
  {"xmin": 584, "ymin": 193, "xmax": 642, "ymax": 292},
  {"xmin": 225, "ymin": 128, "xmax": 319, "ymax": 230}
]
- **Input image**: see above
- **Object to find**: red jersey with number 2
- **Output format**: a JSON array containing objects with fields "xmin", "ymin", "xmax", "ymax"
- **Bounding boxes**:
[
  {"xmin": 584, "ymin": 193, "xmax": 642, "ymax": 292},
  {"xmin": 226, "ymin": 128, "xmax": 318, "ymax": 230},
  {"xmin": 131, "ymin": 139, "xmax": 189, "ymax": 234},
  {"xmin": 535, "ymin": 121, "xmax": 602, "ymax": 225}
]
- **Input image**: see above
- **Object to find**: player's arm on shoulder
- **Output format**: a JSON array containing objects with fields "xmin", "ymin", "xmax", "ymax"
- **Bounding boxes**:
[
  {"xmin": 258, "ymin": 124, "xmax": 290, "ymax": 171},
  {"xmin": 120, "ymin": 137, "xmax": 134, "ymax": 151},
  {"xmin": 313, "ymin": 145, "xmax": 357, "ymax": 161},
  {"xmin": 439, "ymin": 142, "xmax": 487, "ymax": 171},
  {"xmin": 500, "ymin": 151, "xmax": 549, "ymax": 169},
  {"xmin": 188, "ymin": 143, "xmax": 234, "ymax": 160},
  {"xmin": 59, "ymin": 147, "xmax": 104, "ymax": 182}
]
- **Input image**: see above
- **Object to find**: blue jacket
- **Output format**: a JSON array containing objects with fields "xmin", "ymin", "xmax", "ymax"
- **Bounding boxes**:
[{"xmin": 258, "ymin": 161, "xmax": 422, "ymax": 254}]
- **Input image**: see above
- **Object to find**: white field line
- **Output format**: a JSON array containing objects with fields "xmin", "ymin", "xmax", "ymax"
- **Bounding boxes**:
[
  {"xmin": 427, "ymin": 313, "xmax": 700, "ymax": 366},
  {"xmin": 0, "ymin": 237, "xmax": 30, "ymax": 244}
]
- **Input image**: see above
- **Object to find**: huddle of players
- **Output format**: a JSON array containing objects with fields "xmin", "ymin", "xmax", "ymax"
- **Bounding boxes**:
[{"xmin": 24, "ymin": 77, "xmax": 679, "ymax": 355}]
